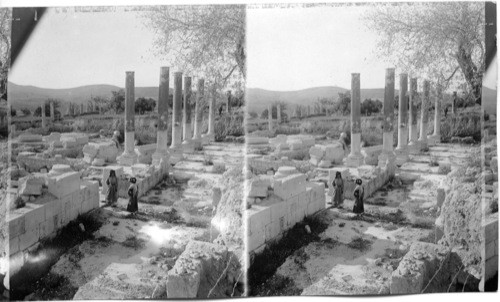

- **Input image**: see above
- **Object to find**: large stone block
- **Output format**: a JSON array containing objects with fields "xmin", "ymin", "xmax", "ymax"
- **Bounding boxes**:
[
  {"xmin": 273, "ymin": 173, "xmax": 307, "ymax": 200},
  {"xmin": 166, "ymin": 241, "xmax": 238, "ymax": 298},
  {"xmin": 18, "ymin": 175, "xmax": 45, "ymax": 196},
  {"xmin": 10, "ymin": 236, "xmax": 20, "ymax": 255},
  {"xmin": 47, "ymin": 171, "xmax": 81, "ymax": 199},
  {"xmin": 323, "ymin": 142, "xmax": 345, "ymax": 164},
  {"xmin": 19, "ymin": 228, "xmax": 38, "ymax": 251},
  {"xmin": 9, "ymin": 212, "xmax": 26, "ymax": 238},
  {"xmin": 18, "ymin": 134, "xmax": 43, "ymax": 142},
  {"xmin": 248, "ymin": 205, "xmax": 271, "ymax": 236}
]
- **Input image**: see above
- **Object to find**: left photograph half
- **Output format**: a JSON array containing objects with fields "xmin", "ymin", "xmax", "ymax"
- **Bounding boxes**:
[
  {"xmin": 0, "ymin": 7, "xmax": 11, "ymax": 301},
  {"xmin": 7, "ymin": 5, "xmax": 246, "ymax": 300}
]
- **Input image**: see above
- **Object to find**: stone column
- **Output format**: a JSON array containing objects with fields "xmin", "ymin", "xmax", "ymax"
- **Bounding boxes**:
[
  {"xmin": 268, "ymin": 104, "xmax": 273, "ymax": 131},
  {"xmin": 182, "ymin": 76, "xmax": 193, "ymax": 150},
  {"xmin": 408, "ymin": 78, "xmax": 419, "ymax": 151},
  {"xmin": 226, "ymin": 91, "xmax": 231, "ymax": 114},
  {"xmin": 428, "ymin": 83, "xmax": 442, "ymax": 145},
  {"xmin": 80, "ymin": 103, "xmax": 84, "ymax": 115},
  {"xmin": 344, "ymin": 73, "xmax": 364, "ymax": 167},
  {"xmin": 378, "ymin": 68, "xmax": 396, "ymax": 168},
  {"xmin": 417, "ymin": 80, "xmax": 430, "ymax": 150},
  {"xmin": 395, "ymin": 73, "xmax": 409, "ymax": 165},
  {"xmin": 192, "ymin": 78, "xmax": 204, "ymax": 149},
  {"xmin": 152, "ymin": 67, "xmax": 170, "ymax": 167},
  {"xmin": 41, "ymin": 103, "xmax": 46, "ymax": 128},
  {"xmin": 452, "ymin": 91, "xmax": 457, "ymax": 115},
  {"xmin": 170, "ymin": 71, "xmax": 183, "ymax": 150},
  {"xmin": 277, "ymin": 103, "xmax": 282, "ymax": 124},
  {"xmin": 50, "ymin": 101, "xmax": 55, "ymax": 122},
  {"xmin": 117, "ymin": 71, "xmax": 138, "ymax": 166},
  {"xmin": 202, "ymin": 85, "xmax": 216, "ymax": 143}
]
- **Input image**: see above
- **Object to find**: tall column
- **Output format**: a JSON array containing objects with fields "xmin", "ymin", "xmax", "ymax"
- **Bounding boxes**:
[
  {"xmin": 192, "ymin": 78, "xmax": 204, "ymax": 149},
  {"xmin": 202, "ymin": 85, "xmax": 216, "ymax": 143},
  {"xmin": 171, "ymin": 71, "xmax": 183, "ymax": 149},
  {"xmin": 417, "ymin": 80, "xmax": 430, "ymax": 150},
  {"xmin": 395, "ymin": 73, "xmax": 409, "ymax": 164},
  {"xmin": 152, "ymin": 67, "xmax": 170, "ymax": 167},
  {"xmin": 268, "ymin": 104, "xmax": 273, "ymax": 131},
  {"xmin": 41, "ymin": 103, "xmax": 46, "ymax": 128},
  {"xmin": 428, "ymin": 83, "xmax": 442, "ymax": 145},
  {"xmin": 226, "ymin": 91, "xmax": 231, "ymax": 114},
  {"xmin": 50, "ymin": 101, "xmax": 55, "ymax": 122},
  {"xmin": 277, "ymin": 103, "xmax": 282, "ymax": 124},
  {"xmin": 408, "ymin": 78, "xmax": 419, "ymax": 151},
  {"xmin": 378, "ymin": 68, "xmax": 396, "ymax": 168},
  {"xmin": 182, "ymin": 76, "xmax": 193, "ymax": 149},
  {"xmin": 344, "ymin": 73, "xmax": 364, "ymax": 167},
  {"xmin": 452, "ymin": 91, "xmax": 457, "ymax": 115},
  {"xmin": 117, "ymin": 71, "xmax": 138, "ymax": 166}
]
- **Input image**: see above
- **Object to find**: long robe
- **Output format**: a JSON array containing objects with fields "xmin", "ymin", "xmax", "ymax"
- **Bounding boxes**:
[
  {"xmin": 126, "ymin": 183, "xmax": 139, "ymax": 213},
  {"xmin": 332, "ymin": 178, "xmax": 344, "ymax": 207},
  {"xmin": 106, "ymin": 176, "xmax": 118, "ymax": 205},
  {"xmin": 353, "ymin": 184, "xmax": 365, "ymax": 214}
]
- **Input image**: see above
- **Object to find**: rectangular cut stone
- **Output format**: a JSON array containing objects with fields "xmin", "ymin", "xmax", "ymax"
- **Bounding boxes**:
[
  {"xmin": 19, "ymin": 228, "xmax": 38, "ymax": 251},
  {"xmin": 10, "ymin": 236, "xmax": 20, "ymax": 255},
  {"xmin": 270, "ymin": 201, "xmax": 287, "ymax": 226},
  {"xmin": 9, "ymin": 213, "xmax": 26, "ymax": 238},
  {"xmin": 273, "ymin": 173, "xmax": 307, "ymax": 200},
  {"xmin": 248, "ymin": 206, "xmax": 271, "ymax": 236},
  {"xmin": 24, "ymin": 203, "xmax": 46, "ymax": 233},
  {"xmin": 47, "ymin": 171, "xmax": 81, "ymax": 199}
]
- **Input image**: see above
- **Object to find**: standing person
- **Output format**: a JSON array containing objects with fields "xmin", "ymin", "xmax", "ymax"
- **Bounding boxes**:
[
  {"xmin": 105, "ymin": 170, "xmax": 118, "ymax": 206},
  {"xmin": 330, "ymin": 171, "xmax": 344, "ymax": 208},
  {"xmin": 353, "ymin": 178, "xmax": 365, "ymax": 215},
  {"xmin": 126, "ymin": 177, "xmax": 139, "ymax": 214}
]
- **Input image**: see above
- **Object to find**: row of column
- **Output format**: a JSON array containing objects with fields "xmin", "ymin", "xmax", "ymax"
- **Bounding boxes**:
[
  {"xmin": 344, "ymin": 68, "xmax": 443, "ymax": 168},
  {"xmin": 117, "ymin": 68, "xmax": 214, "ymax": 166}
]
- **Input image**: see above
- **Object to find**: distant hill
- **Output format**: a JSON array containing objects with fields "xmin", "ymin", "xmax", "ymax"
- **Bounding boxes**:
[
  {"xmin": 246, "ymin": 86, "xmax": 393, "ymax": 114},
  {"xmin": 8, "ymin": 82, "xmax": 172, "ymax": 110}
]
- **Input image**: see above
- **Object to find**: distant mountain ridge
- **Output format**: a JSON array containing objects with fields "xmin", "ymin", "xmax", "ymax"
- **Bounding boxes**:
[
  {"xmin": 8, "ymin": 82, "xmax": 172, "ymax": 110},
  {"xmin": 246, "ymin": 86, "xmax": 391, "ymax": 114}
]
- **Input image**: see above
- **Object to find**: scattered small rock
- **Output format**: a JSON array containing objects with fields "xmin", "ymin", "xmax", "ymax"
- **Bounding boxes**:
[
  {"xmin": 339, "ymin": 222, "xmax": 345, "ymax": 227},
  {"xmin": 342, "ymin": 275, "xmax": 353, "ymax": 282},
  {"xmin": 305, "ymin": 225, "xmax": 311, "ymax": 234},
  {"xmin": 112, "ymin": 221, "xmax": 119, "ymax": 226},
  {"xmin": 117, "ymin": 273, "xmax": 128, "ymax": 281}
]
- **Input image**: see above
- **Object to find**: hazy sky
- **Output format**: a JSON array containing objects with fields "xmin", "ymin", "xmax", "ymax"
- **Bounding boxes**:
[
  {"xmin": 10, "ymin": 7, "xmax": 171, "ymax": 88},
  {"xmin": 246, "ymin": 4, "xmax": 393, "ymax": 91}
]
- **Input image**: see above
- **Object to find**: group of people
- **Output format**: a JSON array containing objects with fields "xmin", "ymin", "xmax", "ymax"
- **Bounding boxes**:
[
  {"xmin": 105, "ymin": 170, "xmax": 139, "ymax": 214},
  {"xmin": 328, "ymin": 171, "xmax": 365, "ymax": 215}
]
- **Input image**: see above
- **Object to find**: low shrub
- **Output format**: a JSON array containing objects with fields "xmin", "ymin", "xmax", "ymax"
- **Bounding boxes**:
[{"xmin": 440, "ymin": 112, "xmax": 481, "ymax": 143}]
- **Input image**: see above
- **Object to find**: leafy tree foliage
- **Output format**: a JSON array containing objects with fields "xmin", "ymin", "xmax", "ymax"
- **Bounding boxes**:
[
  {"xmin": 332, "ymin": 91, "xmax": 351, "ymax": 116},
  {"xmin": 144, "ymin": 5, "xmax": 245, "ymax": 92},
  {"xmin": 21, "ymin": 108, "xmax": 31, "ymax": 116},
  {"xmin": 364, "ymin": 2, "xmax": 484, "ymax": 104},
  {"xmin": 109, "ymin": 90, "xmax": 125, "ymax": 114},
  {"xmin": 0, "ymin": 8, "xmax": 11, "ymax": 101},
  {"xmin": 135, "ymin": 97, "xmax": 156, "ymax": 114},
  {"xmin": 33, "ymin": 99, "xmax": 61, "ymax": 117},
  {"xmin": 361, "ymin": 98, "xmax": 383, "ymax": 116}
]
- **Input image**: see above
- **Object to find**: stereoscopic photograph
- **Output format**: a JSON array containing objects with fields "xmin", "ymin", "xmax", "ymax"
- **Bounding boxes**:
[
  {"xmin": 5, "ymin": 4, "xmax": 245, "ymax": 300},
  {"xmin": 0, "ymin": 0, "xmax": 498, "ymax": 301},
  {"xmin": 245, "ymin": 1, "xmax": 497, "ymax": 296}
]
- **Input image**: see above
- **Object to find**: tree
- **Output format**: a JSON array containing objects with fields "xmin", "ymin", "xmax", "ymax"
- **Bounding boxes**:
[
  {"xmin": 361, "ymin": 98, "xmax": 383, "ymax": 116},
  {"xmin": 135, "ymin": 97, "xmax": 156, "ymax": 115},
  {"xmin": 144, "ymin": 5, "xmax": 245, "ymax": 93},
  {"xmin": 109, "ymin": 90, "xmax": 125, "ymax": 114},
  {"xmin": 333, "ymin": 91, "xmax": 351, "ymax": 116},
  {"xmin": 21, "ymin": 108, "xmax": 31, "ymax": 116},
  {"xmin": 0, "ymin": 8, "xmax": 11, "ymax": 101},
  {"xmin": 33, "ymin": 99, "xmax": 61, "ymax": 118},
  {"xmin": 364, "ymin": 2, "xmax": 484, "ymax": 104},
  {"xmin": 90, "ymin": 95, "xmax": 109, "ymax": 113}
]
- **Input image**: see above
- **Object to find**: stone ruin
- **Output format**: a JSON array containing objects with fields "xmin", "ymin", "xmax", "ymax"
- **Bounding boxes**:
[{"xmin": 8, "ymin": 66, "xmax": 240, "ymax": 298}]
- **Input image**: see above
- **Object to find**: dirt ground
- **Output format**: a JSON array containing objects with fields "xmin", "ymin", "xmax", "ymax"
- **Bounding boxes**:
[
  {"xmin": 18, "ymin": 142, "xmax": 244, "ymax": 300},
  {"xmin": 253, "ymin": 143, "xmax": 479, "ymax": 296}
]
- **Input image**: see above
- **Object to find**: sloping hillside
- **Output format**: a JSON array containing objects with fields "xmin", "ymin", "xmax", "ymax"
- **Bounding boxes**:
[
  {"xmin": 246, "ymin": 86, "xmax": 393, "ymax": 114},
  {"xmin": 8, "ymin": 82, "xmax": 171, "ymax": 110}
]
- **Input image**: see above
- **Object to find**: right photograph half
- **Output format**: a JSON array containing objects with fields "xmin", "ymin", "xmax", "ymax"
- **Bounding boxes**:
[{"xmin": 245, "ymin": 2, "xmax": 498, "ymax": 296}]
